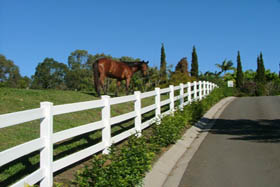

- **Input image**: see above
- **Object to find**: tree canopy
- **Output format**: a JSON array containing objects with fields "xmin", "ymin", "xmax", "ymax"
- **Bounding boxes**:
[
  {"xmin": 236, "ymin": 51, "xmax": 244, "ymax": 89},
  {"xmin": 32, "ymin": 58, "xmax": 68, "ymax": 89},
  {"xmin": 216, "ymin": 59, "xmax": 234, "ymax": 75},
  {"xmin": 0, "ymin": 54, "xmax": 29, "ymax": 88},
  {"xmin": 175, "ymin": 57, "xmax": 189, "ymax": 75},
  {"xmin": 191, "ymin": 46, "xmax": 198, "ymax": 79},
  {"xmin": 160, "ymin": 43, "xmax": 167, "ymax": 84}
]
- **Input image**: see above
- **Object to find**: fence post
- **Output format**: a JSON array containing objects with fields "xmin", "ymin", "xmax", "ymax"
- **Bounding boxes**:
[
  {"xmin": 169, "ymin": 85, "xmax": 174, "ymax": 114},
  {"xmin": 207, "ymin": 81, "xmax": 210, "ymax": 95},
  {"xmin": 198, "ymin": 81, "xmax": 202, "ymax": 100},
  {"xmin": 134, "ymin": 91, "xmax": 142, "ymax": 137},
  {"xmin": 180, "ymin": 83, "xmax": 184, "ymax": 110},
  {"xmin": 102, "ymin": 95, "xmax": 111, "ymax": 154},
  {"xmin": 188, "ymin": 82, "xmax": 191, "ymax": 103},
  {"xmin": 40, "ymin": 102, "xmax": 53, "ymax": 187},
  {"xmin": 193, "ymin": 81, "xmax": 197, "ymax": 101},
  {"xmin": 203, "ymin": 81, "xmax": 206, "ymax": 97},
  {"xmin": 155, "ymin": 87, "xmax": 161, "ymax": 123}
]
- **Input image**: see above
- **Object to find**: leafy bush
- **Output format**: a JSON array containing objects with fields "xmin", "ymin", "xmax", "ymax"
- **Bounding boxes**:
[
  {"xmin": 75, "ymin": 136, "xmax": 155, "ymax": 187},
  {"xmin": 255, "ymin": 82, "xmax": 266, "ymax": 96},
  {"xmin": 151, "ymin": 112, "xmax": 186, "ymax": 147},
  {"xmin": 266, "ymin": 80, "xmax": 280, "ymax": 96},
  {"xmin": 74, "ymin": 87, "xmax": 230, "ymax": 187},
  {"xmin": 239, "ymin": 80, "xmax": 257, "ymax": 96}
]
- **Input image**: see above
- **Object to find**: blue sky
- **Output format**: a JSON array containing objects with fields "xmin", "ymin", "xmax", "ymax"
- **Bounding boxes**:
[{"xmin": 1, "ymin": 0, "xmax": 280, "ymax": 77}]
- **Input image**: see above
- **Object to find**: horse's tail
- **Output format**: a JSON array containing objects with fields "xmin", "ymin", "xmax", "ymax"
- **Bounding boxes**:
[{"xmin": 93, "ymin": 60, "xmax": 100, "ymax": 96}]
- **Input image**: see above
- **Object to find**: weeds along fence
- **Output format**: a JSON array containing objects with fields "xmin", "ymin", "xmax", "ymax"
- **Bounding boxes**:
[{"xmin": 0, "ymin": 81, "xmax": 217, "ymax": 187}]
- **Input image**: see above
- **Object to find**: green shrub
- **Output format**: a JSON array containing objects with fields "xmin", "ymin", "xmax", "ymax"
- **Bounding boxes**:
[
  {"xmin": 152, "ymin": 112, "xmax": 186, "ymax": 147},
  {"xmin": 256, "ymin": 82, "xmax": 266, "ymax": 96},
  {"xmin": 74, "ymin": 87, "xmax": 231, "ymax": 187},
  {"xmin": 74, "ymin": 136, "xmax": 155, "ymax": 187}
]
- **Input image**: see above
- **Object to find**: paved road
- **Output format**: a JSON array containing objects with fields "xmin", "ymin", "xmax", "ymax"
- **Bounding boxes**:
[{"xmin": 178, "ymin": 96, "xmax": 280, "ymax": 187}]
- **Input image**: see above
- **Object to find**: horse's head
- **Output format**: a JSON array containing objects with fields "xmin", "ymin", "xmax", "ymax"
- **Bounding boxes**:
[{"xmin": 140, "ymin": 61, "xmax": 149, "ymax": 76}]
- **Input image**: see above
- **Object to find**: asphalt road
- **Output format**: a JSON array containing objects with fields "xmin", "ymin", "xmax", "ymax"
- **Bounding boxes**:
[{"xmin": 178, "ymin": 96, "xmax": 280, "ymax": 187}]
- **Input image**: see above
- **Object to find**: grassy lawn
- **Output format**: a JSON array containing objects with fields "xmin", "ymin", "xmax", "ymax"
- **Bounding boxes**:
[{"xmin": 0, "ymin": 88, "xmax": 171, "ymax": 186}]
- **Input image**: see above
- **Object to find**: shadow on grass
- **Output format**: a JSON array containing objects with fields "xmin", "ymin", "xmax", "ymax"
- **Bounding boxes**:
[
  {"xmin": 0, "ymin": 151, "xmax": 40, "ymax": 186},
  {"xmin": 0, "ymin": 107, "xmax": 160, "ymax": 186}
]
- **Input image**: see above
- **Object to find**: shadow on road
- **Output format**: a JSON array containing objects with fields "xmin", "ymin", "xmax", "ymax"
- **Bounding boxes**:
[{"xmin": 201, "ymin": 118, "xmax": 280, "ymax": 143}]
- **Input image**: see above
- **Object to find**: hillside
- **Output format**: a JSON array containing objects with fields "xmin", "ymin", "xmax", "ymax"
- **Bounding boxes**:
[
  {"xmin": 0, "ymin": 88, "xmax": 98, "ymax": 114},
  {"xmin": 0, "ymin": 87, "xmax": 160, "ymax": 185}
]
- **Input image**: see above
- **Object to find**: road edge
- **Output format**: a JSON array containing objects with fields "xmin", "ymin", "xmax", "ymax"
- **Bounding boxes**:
[{"xmin": 143, "ymin": 96, "xmax": 236, "ymax": 187}]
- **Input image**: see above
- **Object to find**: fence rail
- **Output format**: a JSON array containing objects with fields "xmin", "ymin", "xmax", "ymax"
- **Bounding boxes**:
[{"xmin": 0, "ymin": 81, "xmax": 217, "ymax": 186}]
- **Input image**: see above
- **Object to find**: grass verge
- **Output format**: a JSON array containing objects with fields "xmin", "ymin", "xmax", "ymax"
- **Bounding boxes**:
[{"xmin": 0, "ymin": 88, "xmax": 169, "ymax": 186}]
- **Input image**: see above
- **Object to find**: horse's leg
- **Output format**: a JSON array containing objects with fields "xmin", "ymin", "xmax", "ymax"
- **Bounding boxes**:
[
  {"xmin": 125, "ymin": 78, "xmax": 131, "ymax": 95},
  {"xmin": 116, "ymin": 80, "xmax": 121, "ymax": 96},
  {"xmin": 100, "ymin": 74, "xmax": 106, "ymax": 95}
]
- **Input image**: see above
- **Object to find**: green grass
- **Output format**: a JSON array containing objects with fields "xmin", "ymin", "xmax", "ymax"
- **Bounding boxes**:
[{"xmin": 0, "ymin": 88, "xmax": 170, "ymax": 186}]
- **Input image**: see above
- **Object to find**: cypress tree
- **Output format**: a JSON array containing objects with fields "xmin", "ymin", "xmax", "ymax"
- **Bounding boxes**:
[
  {"xmin": 160, "ymin": 43, "xmax": 167, "ymax": 83},
  {"xmin": 256, "ymin": 53, "xmax": 266, "ymax": 83},
  {"xmin": 256, "ymin": 56, "xmax": 260, "ymax": 81},
  {"xmin": 279, "ymin": 63, "xmax": 280, "ymax": 78},
  {"xmin": 236, "ymin": 51, "xmax": 243, "ymax": 89},
  {"xmin": 259, "ymin": 52, "xmax": 265, "ymax": 83},
  {"xmin": 191, "ymin": 46, "xmax": 198, "ymax": 79},
  {"xmin": 256, "ymin": 52, "xmax": 266, "ymax": 96}
]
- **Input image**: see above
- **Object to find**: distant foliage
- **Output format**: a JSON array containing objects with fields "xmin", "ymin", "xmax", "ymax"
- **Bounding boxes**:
[
  {"xmin": 236, "ymin": 54, "xmax": 280, "ymax": 96},
  {"xmin": 256, "ymin": 52, "xmax": 266, "ymax": 84},
  {"xmin": 191, "ymin": 46, "xmax": 199, "ymax": 79},
  {"xmin": 255, "ymin": 52, "xmax": 266, "ymax": 96},
  {"xmin": 215, "ymin": 59, "xmax": 235, "ymax": 76},
  {"xmin": 236, "ymin": 51, "xmax": 244, "ymax": 89},
  {"xmin": 175, "ymin": 57, "xmax": 189, "ymax": 75},
  {"xmin": 31, "ymin": 58, "xmax": 68, "ymax": 89},
  {"xmin": 0, "ymin": 54, "xmax": 30, "ymax": 88},
  {"xmin": 65, "ymin": 50, "xmax": 93, "ymax": 91},
  {"xmin": 199, "ymin": 71, "xmax": 224, "ymax": 87},
  {"xmin": 4, "ymin": 47, "xmax": 280, "ymax": 97},
  {"xmin": 167, "ymin": 58, "xmax": 192, "ymax": 87},
  {"xmin": 160, "ymin": 43, "xmax": 167, "ymax": 84}
]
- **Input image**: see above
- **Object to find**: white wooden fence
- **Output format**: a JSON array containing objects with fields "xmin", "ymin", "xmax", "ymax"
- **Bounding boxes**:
[{"xmin": 0, "ymin": 81, "xmax": 217, "ymax": 186}]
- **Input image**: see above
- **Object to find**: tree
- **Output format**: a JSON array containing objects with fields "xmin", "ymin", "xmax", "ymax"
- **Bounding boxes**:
[
  {"xmin": 191, "ymin": 46, "xmax": 198, "ymax": 78},
  {"xmin": 244, "ymin": 69, "xmax": 256, "ymax": 80},
  {"xmin": 65, "ymin": 50, "xmax": 93, "ymax": 91},
  {"xmin": 265, "ymin": 69, "xmax": 278, "ymax": 82},
  {"xmin": 236, "ymin": 51, "xmax": 244, "ymax": 89},
  {"xmin": 175, "ymin": 57, "xmax": 189, "ymax": 75},
  {"xmin": 18, "ymin": 76, "xmax": 31, "ymax": 88},
  {"xmin": 0, "ymin": 54, "xmax": 11, "ymax": 83},
  {"xmin": 256, "ymin": 52, "xmax": 265, "ymax": 84},
  {"xmin": 255, "ymin": 52, "xmax": 266, "ymax": 96},
  {"xmin": 215, "ymin": 59, "xmax": 234, "ymax": 75},
  {"xmin": 160, "ymin": 43, "xmax": 167, "ymax": 83},
  {"xmin": 32, "ymin": 58, "xmax": 68, "ymax": 89},
  {"xmin": 68, "ymin": 50, "xmax": 89, "ymax": 70},
  {"xmin": 168, "ymin": 57, "xmax": 192, "ymax": 86},
  {"xmin": 0, "ymin": 54, "xmax": 22, "ymax": 88},
  {"xmin": 146, "ymin": 67, "xmax": 160, "ymax": 90}
]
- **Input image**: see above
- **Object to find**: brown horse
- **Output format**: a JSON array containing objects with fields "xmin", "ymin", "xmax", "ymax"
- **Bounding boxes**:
[{"xmin": 93, "ymin": 58, "xmax": 149, "ymax": 96}]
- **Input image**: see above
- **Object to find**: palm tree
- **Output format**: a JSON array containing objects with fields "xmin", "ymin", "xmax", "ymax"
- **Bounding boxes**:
[{"xmin": 215, "ymin": 59, "xmax": 235, "ymax": 75}]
